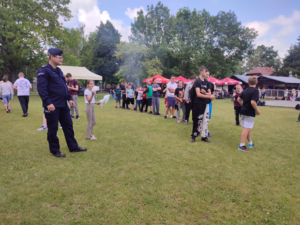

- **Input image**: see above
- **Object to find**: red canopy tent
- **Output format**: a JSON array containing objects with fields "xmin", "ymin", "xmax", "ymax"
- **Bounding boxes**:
[
  {"xmin": 208, "ymin": 77, "xmax": 224, "ymax": 85},
  {"xmin": 143, "ymin": 75, "xmax": 169, "ymax": 84},
  {"xmin": 175, "ymin": 76, "xmax": 190, "ymax": 84},
  {"xmin": 220, "ymin": 77, "xmax": 240, "ymax": 85}
]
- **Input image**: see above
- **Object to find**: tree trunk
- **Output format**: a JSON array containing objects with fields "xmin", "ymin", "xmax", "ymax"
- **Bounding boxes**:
[{"xmin": 9, "ymin": 69, "xmax": 16, "ymax": 83}]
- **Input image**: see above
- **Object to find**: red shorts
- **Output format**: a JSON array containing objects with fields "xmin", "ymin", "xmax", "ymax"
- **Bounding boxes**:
[{"xmin": 164, "ymin": 98, "xmax": 167, "ymax": 105}]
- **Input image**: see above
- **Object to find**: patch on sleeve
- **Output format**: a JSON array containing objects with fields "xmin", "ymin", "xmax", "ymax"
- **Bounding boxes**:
[{"xmin": 37, "ymin": 72, "xmax": 45, "ymax": 76}]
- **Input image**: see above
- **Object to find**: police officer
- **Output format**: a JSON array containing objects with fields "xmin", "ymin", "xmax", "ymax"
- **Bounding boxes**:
[{"xmin": 37, "ymin": 48, "xmax": 87, "ymax": 157}]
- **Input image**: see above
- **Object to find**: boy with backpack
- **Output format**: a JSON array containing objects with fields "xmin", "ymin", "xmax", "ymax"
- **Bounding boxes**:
[
  {"xmin": 237, "ymin": 76, "xmax": 261, "ymax": 152},
  {"xmin": 190, "ymin": 66, "xmax": 213, "ymax": 143}
]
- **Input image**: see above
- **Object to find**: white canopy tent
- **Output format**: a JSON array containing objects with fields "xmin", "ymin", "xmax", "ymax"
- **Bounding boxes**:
[{"xmin": 59, "ymin": 66, "xmax": 102, "ymax": 80}]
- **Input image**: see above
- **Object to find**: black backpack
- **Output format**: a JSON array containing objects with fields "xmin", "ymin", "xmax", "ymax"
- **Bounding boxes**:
[{"xmin": 189, "ymin": 84, "xmax": 196, "ymax": 102}]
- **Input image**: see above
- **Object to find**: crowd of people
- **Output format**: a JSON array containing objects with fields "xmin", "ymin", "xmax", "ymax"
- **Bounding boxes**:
[{"xmin": 1, "ymin": 47, "xmax": 299, "ymax": 157}]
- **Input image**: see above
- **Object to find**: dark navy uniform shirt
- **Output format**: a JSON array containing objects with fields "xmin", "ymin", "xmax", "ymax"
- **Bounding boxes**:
[{"xmin": 37, "ymin": 63, "xmax": 72, "ymax": 108}]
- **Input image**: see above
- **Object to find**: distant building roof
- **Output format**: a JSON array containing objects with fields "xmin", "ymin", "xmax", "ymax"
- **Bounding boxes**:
[
  {"xmin": 260, "ymin": 76, "xmax": 300, "ymax": 84},
  {"xmin": 246, "ymin": 67, "xmax": 275, "ymax": 76},
  {"xmin": 231, "ymin": 75, "xmax": 249, "ymax": 83}
]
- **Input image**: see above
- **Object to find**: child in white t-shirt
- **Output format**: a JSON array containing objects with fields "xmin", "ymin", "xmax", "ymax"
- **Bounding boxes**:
[{"xmin": 84, "ymin": 80, "xmax": 100, "ymax": 140}]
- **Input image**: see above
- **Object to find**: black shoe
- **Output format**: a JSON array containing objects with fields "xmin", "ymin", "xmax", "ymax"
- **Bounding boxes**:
[
  {"xmin": 190, "ymin": 137, "xmax": 195, "ymax": 143},
  {"xmin": 201, "ymin": 137, "xmax": 211, "ymax": 143},
  {"xmin": 6, "ymin": 111, "xmax": 8, "ymax": 113},
  {"xmin": 8, "ymin": 109, "xmax": 10, "ymax": 113},
  {"xmin": 52, "ymin": 152, "xmax": 66, "ymax": 157},
  {"xmin": 71, "ymin": 115, "xmax": 74, "ymax": 118},
  {"xmin": 208, "ymin": 132, "xmax": 212, "ymax": 138},
  {"xmin": 119, "ymin": 106, "xmax": 122, "ymax": 108},
  {"xmin": 297, "ymin": 120, "xmax": 299, "ymax": 122},
  {"xmin": 70, "ymin": 147, "xmax": 87, "ymax": 152},
  {"xmin": 115, "ymin": 106, "xmax": 117, "ymax": 108},
  {"xmin": 156, "ymin": 113, "xmax": 161, "ymax": 115},
  {"xmin": 172, "ymin": 116, "xmax": 176, "ymax": 119},
  {"xmin": 164, "ymin": 116, "xmax": 167, "ymax": 119},
  {"xmin": 236, "ymin": 124, "xmax": 240, "ymax": 126},
  {"xmin": 76, "ymin": 116, "xmax": 80, "ymax": 120},
  {"xmin": 22, "ymin": 113, "xmax": 28, "ymax": 117},
  {"xmin": 148, "ymin": 111, "xmax": 153, "ymax": 114}
]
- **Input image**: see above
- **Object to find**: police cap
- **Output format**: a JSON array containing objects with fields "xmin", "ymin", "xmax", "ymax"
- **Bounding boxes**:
[{"xmin": 48, "ymin": 48, "xmax": 63, "ymax": 56}]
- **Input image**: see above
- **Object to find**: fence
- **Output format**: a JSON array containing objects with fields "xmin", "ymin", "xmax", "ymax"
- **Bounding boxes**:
[{"xmin": 265, "ymin": 89, "xmax": 286, "ymax": 98}]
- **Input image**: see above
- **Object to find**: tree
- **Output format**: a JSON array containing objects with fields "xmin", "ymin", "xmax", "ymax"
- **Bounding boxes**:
[
  {"xmin": 114, "ymin": 42, "xmax": 149, "ymax": 82},
  {"xmin": 274, "ymin": 36, "xmax": 300, "ymax": 77},
  {"xmin": 90, "ymin": 21, "xmax": 121, "ymax": 84},
  {"xmin": 129, "ymin": 3, "xmax": 257, "ymax": 78},
  {"xmin": 142, "ymin": 56, "xmax": 163, "ymax": 77},
  {"xmin": 238, "ymin": 45, "xmax": 281, "ymax": 74},
  {"xmin": 0, "ymin": 0, "xmax": 71, "ymax": 81},
  {"xmin": 55, "ymin": 27, "xmax": 84, "ymax": 67}
]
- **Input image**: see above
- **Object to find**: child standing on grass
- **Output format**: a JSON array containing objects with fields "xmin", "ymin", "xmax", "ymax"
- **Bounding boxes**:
[
  {"xmin": 113, "ymin": 85, "xmax": 122, "ymax": 108},
  {"xmin": 134, "ymin": 86, "xmax": 143, "ymax": 111},
  {"xmin": 233, "ymin": 85, "xmax": 242, "ymax": 126},
  {"xmin": 237, "ymin": 76, "xmax": 260, "ymax": 152},
  {"xmin": 126, "ymin": 84, "xmax": 135, "ymax": 110},
  {"xmin": 141, "ymin": 85, "xmax": 148, "ymax": 112},
  {"xmin": 85, "ymin": 80, "xmax": 101, "ymax": 140}
]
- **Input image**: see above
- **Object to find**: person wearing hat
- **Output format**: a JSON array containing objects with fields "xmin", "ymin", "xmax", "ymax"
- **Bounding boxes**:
[{"xmin": 37, "ymin": 48, "xmax": 87, "ymax": 157}]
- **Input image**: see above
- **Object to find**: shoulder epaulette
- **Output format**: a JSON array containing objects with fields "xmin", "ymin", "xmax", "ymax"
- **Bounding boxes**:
[{"xmin": 41, "ymin": 65, "xmax": 47, "ymax": 68}]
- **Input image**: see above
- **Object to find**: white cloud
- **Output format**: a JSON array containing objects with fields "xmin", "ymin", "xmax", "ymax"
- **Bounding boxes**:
[
  {"xmin": 77, "ymin": 6, "xmax": 131, "ymax": 41},
  {"xmin": 244, "ymin": 21, "xmax": 271, "ymax": 38},
  {"xmin": 244, "ymin": 10, "xmax": 300, "ymax": 58},
  {"xmin": 125, "ymin": 6, "xmax": 146, "ymax": 20}
]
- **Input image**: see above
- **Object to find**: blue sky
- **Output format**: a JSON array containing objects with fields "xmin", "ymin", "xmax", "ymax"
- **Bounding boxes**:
[{"xmin": 64, "ymin": 0, "xmax": 300, "ymax": 57}]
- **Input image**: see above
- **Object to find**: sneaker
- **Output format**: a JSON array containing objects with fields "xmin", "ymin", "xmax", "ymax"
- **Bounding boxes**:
[
  {"xmin": 6, "ymin": 111, "xmax": 8, "ymax": 113},
  {"xmin": 60, "ymin": 126, "xmax": 62, "ymax": 129},
  {"xmin": 115, "ymin": 106, "xmax": 117, "ymax": 108},
  {"xmin": 238, "ymin": 146, "xmax": 249, "ymax": 152},
  {"xmin": 8, "ymin": 109, "xmax": 11, "ymax": 113},
  {"xmin": 201, "ymin": 137, "xmax": 211, "ymax": 143},
  {"xmin": 185, "ymin": 120, "xmax": 188, "ymax": 125},
  {"xmin": 37, "ymin": 126, "xmax": 47, "ymax": 131},
  {"xmin": 172, "ymin": 116, "xmax": 177, "ymax": 119},
  {"xmin": 248, "ymin": 143, "xmax": 254, "ymax": 148},
  {"xmin": 297, "ymin": 120, "xmax": 299, "ymax": 122},
  {"xmin": 119, "ymin": 106, "xmax": 122, "ymax": 108},
  {"xmin": 71, "ymin": 115, "xmax": 74, "ymax": 118},
  {"xmin": 190, "ymin": 137, "xmax": 195, "ymax": 143},
  {"xmin": 148, "ymin": 111, "xmax": 153, "ymax": 114},
  {"xmin": 236, "ymin": 124, "xmax": 240, "ymax": 126},
  {"xmin": 164, "ymin": 116, "xmax": 167, "ymax": 119},
  {"xmin": 76, "ymin": 116, "xmax": 80, "ymax": 120},
  {"xmin": 90, "ymin": 135, "xmax": 97, "ymax": 140},
  {"xmin": 177, "ymin": 120, "xmax": 180, "ymax": 124},
  {"xmin": 157, "ymin": 113, "xmax": 161, "ymax": 116},
  {"xmin": 208, "ymin": 132, "xmax": 212, "ymax": 138}
]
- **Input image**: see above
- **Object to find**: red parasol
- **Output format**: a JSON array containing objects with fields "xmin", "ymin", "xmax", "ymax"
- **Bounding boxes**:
[
  {"xmin": 208, "ymin": 77, "xmax": 224, "ymax": 85},
  {"xmin": 175, "ymin": 76, "xmax": 190, "ymax": 84},
  {"xmin": 220, "ymin": 77, "xmax": 240, "ymax": 85},
  {"xmin": 143, "ymin": 75, "xmax": 170, "ymax": 84}
]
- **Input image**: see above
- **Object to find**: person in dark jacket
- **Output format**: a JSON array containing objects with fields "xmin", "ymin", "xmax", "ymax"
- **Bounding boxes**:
[{"xmin": 37, "ymin": 48, "xmax": 87, "ymax": 157}]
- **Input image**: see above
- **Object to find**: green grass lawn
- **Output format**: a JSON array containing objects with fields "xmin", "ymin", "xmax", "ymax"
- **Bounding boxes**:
[{"xmin": 1, "ymin": 96, "xmax": 299, "ymax": 224}]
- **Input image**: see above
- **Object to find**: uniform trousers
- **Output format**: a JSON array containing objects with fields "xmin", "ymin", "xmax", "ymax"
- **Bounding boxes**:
[
  {"xmin": 192, "ymin": 103, "xmax": 209, "ymax": 138},
  {"xmin": 85, "ymin": 103, "xmax": 96, "ymax": 138},
  {"xmin": 44, "ymin": 105, "xmax": 79, "ymax": 154}
]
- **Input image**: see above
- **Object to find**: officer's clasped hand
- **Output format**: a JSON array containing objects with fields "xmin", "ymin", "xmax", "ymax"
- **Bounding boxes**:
[{"xmin": 47, "ymin": 104, "xmax": 55, "ymax": 111}]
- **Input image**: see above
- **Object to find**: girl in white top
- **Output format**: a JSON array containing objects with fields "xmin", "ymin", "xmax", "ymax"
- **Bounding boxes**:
[{"xmin": 84, "ymin": 80, "xmax": 100, "ymax": 140}]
